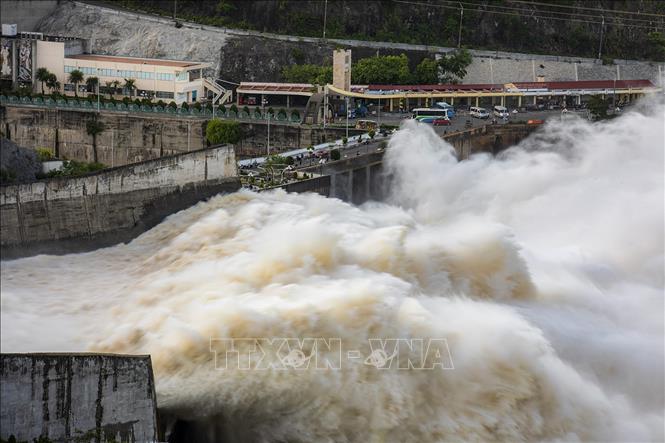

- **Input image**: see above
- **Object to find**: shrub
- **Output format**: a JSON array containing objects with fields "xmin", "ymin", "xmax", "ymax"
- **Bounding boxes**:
[
  {"xmin": 229, "ymin": 104, "xmax": 239, "ymax": 115},
  {"xmin": 290, "ymin": 110, "xmax": 300, "ymax": 120},
  {"xmin": 330, "ymin": 148, "xmax": 341, "ymax": 161},
  {"xmin": 242, "ymin": 105, "xmax": 250, "ymax": 115},
  {"xmin": 285, "ymin": 156, "xmax": 295, "ymax": 165},
  {"xmin": 0, "ymin": 168, "xmax": 17, "ymax": 184},
  {"xmin": 193, "ymin": 102, "xmax": 203, "ymax": 111},
  {"xmin": 133, "ymin": 98, "xmax": 141, "ymax": 106},
  {"xmin": 47, "ymin": 160, "xmax": 106, "ymax": 177},
  {"xmin": 181, "ymin": 102, "xmax": 190, "ymax": 111},
  {"xmin": 157, "ymin": 100, "xmax": 166, "ymax": 107},
  {"xmin": 168, "ymin": 101, "xmax": 177, "ymax": 109},
  {"xmin": 36, "ymin": 147, "xmax": 54, "ymax": 162},
  {"xmin": 368, "ymin": 129, "xmax": 375, "ymax": 139},
  {"xmin": 206, "ymin": 119, "xmax": 242, "ymax": 144},
  {"xmin": 342, "ymin": 137, "xmax": 348, "ymax": 145}
]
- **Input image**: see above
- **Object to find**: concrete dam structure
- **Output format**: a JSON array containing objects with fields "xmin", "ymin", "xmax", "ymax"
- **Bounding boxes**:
[
  {"xmin": 296, "ymin": 124, "xmax": 538, "ymax": 204},
  {"xmin": 0, "ymin": 144, "xmax": 239, "ymax": 258},
  {"xmin": 0, "ymin": 353, "xmax": 158, "ymax": 443}
]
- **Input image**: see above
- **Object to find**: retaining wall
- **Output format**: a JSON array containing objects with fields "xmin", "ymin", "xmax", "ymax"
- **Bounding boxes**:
[
  {"xmin": 0, "ymin": 144, "xmax": 239, "ymax": 258},
  {"xmin": 0, "ymin": 106, "xmax": 361, "ymax": 164},
  {"xmin": 0, "ymin": 353, "xmax": 158, "ymax": 443}
]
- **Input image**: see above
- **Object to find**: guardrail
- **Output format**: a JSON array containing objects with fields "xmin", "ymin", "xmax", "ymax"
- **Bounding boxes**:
[{"xmin": 0, "ymin": 95, "xmax": 303, "ymax": 123}]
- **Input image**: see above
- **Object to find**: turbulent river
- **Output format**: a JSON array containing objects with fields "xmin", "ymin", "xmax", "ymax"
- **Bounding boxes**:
[{"xmin": 1, "ymin": 100, "xmax": 664, "ymax": 442}]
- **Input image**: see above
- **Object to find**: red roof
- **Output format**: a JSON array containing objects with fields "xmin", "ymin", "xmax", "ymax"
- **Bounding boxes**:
[
  {"xmin": 367, "ymin": 79, "xmax": 655, "ymax": 92},
  {"xmin": 238, "ymin": 82, "xmax": 316, "ymax": 93}
]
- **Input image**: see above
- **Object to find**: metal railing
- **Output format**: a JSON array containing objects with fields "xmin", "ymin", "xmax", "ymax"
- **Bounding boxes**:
[{"xmin": 0, "ymin": 95, "xmax": 302, "ymax": 123}]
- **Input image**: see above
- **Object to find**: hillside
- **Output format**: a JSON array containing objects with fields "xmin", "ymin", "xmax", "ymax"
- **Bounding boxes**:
[{"xmin": 112, "ymin": 0, "xmax": 665, "ymax": 61}]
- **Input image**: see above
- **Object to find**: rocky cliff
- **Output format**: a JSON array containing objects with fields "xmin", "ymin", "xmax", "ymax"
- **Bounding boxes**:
[{"xmin": 36, "ymin": 1, "xmax": 664, "ymax": 85}]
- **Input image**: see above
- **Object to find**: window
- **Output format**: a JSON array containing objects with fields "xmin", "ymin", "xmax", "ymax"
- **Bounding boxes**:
[
  {"xmin": 64, "ymin": 65, "xmax": 74, "ymax": 73},
  {"xmin": 156, "ymin": 72, "xmax": 174, "ymax": 81},
  {"xmin": 176, "ymin": 71, "xmax": 189, "ymax": 82},
  {"xmin": 64, "ymin": 83, "xmax": 75, "ymax": 91},
  {"xmin": 155, "ymin": 91, "xmax": 174, "ymax": 99}
]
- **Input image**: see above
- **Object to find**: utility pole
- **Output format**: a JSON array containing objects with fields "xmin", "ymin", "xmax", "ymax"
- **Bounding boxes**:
[
  {"xmin": 323, "ymin": 87, "xmax": 327, "ymax": 129},
  {"xmin": 262, "ymin": 96, "xmax": 271, "ymax": 156},
  {"xmin": 597, "ymin": 15, "xmax": 605, "ymax": 60},
  {"xmin": 457, "ymin": 3, "xmax": 463, "ymax": 48},
  {"xmin": 377, "ymin": 98, "xmax": 381, "ymax": 132},
  {"xmin": 323, "ymin": 0, "xmax": 328, "ymax": 39},
  {"xmin": 345, "ymin": 96, "xmax": 349, "ymax": 140},
  {"xmin": 613, "ymin": 73, "xmax": 617, "ymax": 110}
]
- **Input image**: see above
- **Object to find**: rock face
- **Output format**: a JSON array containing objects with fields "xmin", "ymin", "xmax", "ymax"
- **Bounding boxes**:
[
  {"xmin": 37, "ymin": 2, "xmax": 664, "ymax": 85},
  {"xmin": 0, "ymin": 137, "xmax": 41, "ymax": 184}
]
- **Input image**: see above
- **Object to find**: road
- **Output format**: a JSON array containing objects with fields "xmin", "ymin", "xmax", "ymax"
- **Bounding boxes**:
[{"xmin": 239, "ymin": 107, "xmax": 578, "ymax": 183}]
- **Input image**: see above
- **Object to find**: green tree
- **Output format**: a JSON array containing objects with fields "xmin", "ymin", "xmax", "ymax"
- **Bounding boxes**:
[
  {"xmin": 86, "ymin": 76, "xmax": 99, "ymax": 94},
  {"xmin": 352, "ymin": 54, "xmax": 411, "ymax": 84},
  {"xmin": 415, "ymin": 57, "xmax": 439, "ymax": 84},
  {"xmin": 112, "ymin": 80, "xmax": 121, "ymax": 97},
  {"xmin": 46, "ymin": 73, "xmax": 60, "ymax": 94},
  {"xmin": 330, "ymin": 148, "xmax": 341, "ymax": 161},
  {"xmin": 206, "ymin": 119, "xmax": 242, "ymax": 144},
  {"xmin": 68, "ymin": 69, "xmax": 84, "ymax": 97},
  {"xmin": 123, "ymin": 78, "xmax": 136, "ymax": 98},
  {"xmin": 86, "ymin": 119, "xmax": 105, "ymax": 163},
  {"xmin": 281, "ymin": 64, "xmax": 332, "ymax": 85},
  {"xmin": 438, "ymin": 49, "xmax": 472, "ymax": 83},
  {"xmin": 104, "ymin": 81, "xmax": 114, "ymax": 99},
  {"xmin": 36, "ymin": 67, "xmax": 51, "ymax": 95},
  {"xmin": 587, "ymin": 96, "xmax": 609, "ymax": 120},
  {"xmin": 646, "ymin": 32, "xmax": 665, "ymax": 61}
]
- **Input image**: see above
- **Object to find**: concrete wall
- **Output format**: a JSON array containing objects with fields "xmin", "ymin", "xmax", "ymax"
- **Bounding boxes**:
[
  {"xmin": 0, "ymin": 106, "xmax": 363, "ymax": 164},
  {"xmin": 0, "ymin": 353, "xmax": 158, "ymax": 443},
  {"xmin": 297, "ymin": 124, "xmax": 537, "ymax": 204},
  {"xmin": 0, "ymin": 144, "xmax": 239, "ymax": 258},
  {"xmin": 0, "ymin": 0, "xmax": 60, "ymax": 33}
]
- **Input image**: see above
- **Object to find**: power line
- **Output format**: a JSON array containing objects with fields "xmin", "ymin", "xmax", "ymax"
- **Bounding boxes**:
[
  {"xmin": 436, "ymin": 0, "xmax": 663, "ymax": 25},
  {"xmin": 392, "ymin": 0, "xmax": 663, "ymax": 30},
  {"xmin": 506, "ymin": 0, "xmax": 665, "ymax": 18}
]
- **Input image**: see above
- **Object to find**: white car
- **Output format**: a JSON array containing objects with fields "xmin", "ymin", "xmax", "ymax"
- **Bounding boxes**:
[{"xmin": 470, "ymin": 106, "xmax": 490, "ymax": 119}]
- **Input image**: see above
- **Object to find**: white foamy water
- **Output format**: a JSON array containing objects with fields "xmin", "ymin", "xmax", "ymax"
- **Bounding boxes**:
[{"xmin": 2, "ymin": 100, "xmax": 664, "ymax": 442}]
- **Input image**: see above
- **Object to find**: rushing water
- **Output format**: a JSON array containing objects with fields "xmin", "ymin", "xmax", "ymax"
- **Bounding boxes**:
[{"xmin": 2, "ymin": 100, "xmax": 664, "ymax": 442}]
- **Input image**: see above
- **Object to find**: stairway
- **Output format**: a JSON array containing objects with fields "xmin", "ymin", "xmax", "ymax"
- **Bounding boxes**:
[
  {"xmin": 203, "ymin": 78, "xmax": 233, "ymax": 105},
  {"xmin": 302, "ymin": 93, "xmax": 324, "ymax": 125}
]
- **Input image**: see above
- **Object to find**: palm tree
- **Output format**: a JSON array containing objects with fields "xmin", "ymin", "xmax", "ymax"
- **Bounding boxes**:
[
  {"xmin": 123, "ymin": 78, "xmax": 136, "ymax": 98},
  {"xmin": 46, "ymin": 73, "xmax": 60, "ymax": 94},
  {"xmin": 112, "ymin": 80, "xmax": 120, "ymax": 96},
  {"xmin": 36, "ymin": 67, "xmax": 51, "ymax": 95},
  {"xmin": 104, "ymin": 81, "xmax": 113, "ymax": 99},
  {"xmin": 86, "ymin": 119, "xmax": 105, "ymax": 163},
  {"xmin": 86, "ymin": 76, "xmax": 99, "ymax": 95},
  {"xmin": 68, "ymin": 69, "xmax": 84, "ymax": 97}
]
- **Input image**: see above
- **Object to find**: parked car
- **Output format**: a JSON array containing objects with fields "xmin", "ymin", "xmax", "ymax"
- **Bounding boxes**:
[
  {"xmin": 493, "ymin": 105, "xmax": 509, "ymax": 118},
  {"xmin": 433, "ymin": 118, "xmax": 451, "ymax": 126},
  {"xmin": 470, "ymin": 107, "xmax": 490, "ymax": 119},
  {"xmin": 314, "ymin": 150, "xmax": 329, "ymax": 158}
]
